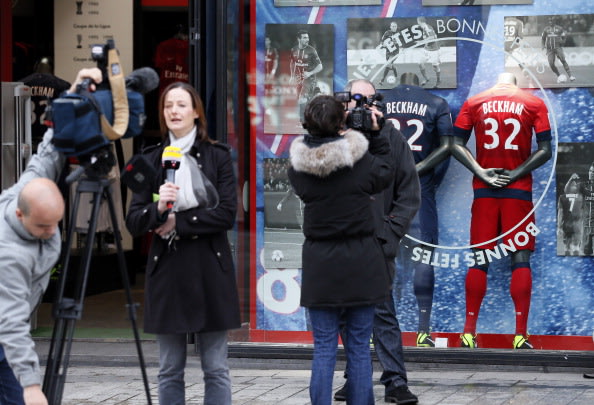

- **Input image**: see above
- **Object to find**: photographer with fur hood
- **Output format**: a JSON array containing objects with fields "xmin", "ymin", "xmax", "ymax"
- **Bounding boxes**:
[{"xmin": 288, "ymin": 94, "xmax": 395, "ymax": 405}]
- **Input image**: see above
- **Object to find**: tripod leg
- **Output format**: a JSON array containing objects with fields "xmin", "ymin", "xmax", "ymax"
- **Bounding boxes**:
[
  {"xmin": 43, "ymin": 181, "xmax": 80, "ymax": 398},
  {"xmin": 43, "ymin": 179, "xmax": 103, "ymax": 405},
  {"xmin": 103, "ymin": 180, "xmax": 153, "ymax": 405}
]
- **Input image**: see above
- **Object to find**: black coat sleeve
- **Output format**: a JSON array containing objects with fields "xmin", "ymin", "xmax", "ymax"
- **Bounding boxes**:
[
  {"xmin": 125, "ymin": 148, "xmax": 168, "ymax": 238},
  {"xmin": 386, "ymin": 125, "xmax": 421, "ymax": 239},
  {"xmin": 367, "ymin": 129, "xmax": 396, "ymax": 196}
]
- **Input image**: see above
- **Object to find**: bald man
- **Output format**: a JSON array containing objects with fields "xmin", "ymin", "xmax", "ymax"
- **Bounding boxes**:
[
  {"xmin": 0, "ymin": 67, "xmax": 100, "ymax": 405},
  {"xmin": 17, "ymin": 179, "xmax": 65, "ymax": 240}
]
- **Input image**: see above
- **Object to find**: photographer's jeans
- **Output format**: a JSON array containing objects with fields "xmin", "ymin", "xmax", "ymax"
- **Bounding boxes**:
[
  {"xmin": 157, "ymin": 331, "xmax": 231, "ymax": 405},
  {"xmin": 309, "ymin": 305, "xmax": 375, "ymax": 405},
  {"xmin": 0, "ymin": 345, "xmax": 24, "ymax": 405}
]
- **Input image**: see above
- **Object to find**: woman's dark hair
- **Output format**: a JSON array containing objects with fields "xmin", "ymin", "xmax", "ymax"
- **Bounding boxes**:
[
  {"xmin": 302, "ymin": 95, "xmax": 345, "ymax": 137},
  {"xmin": 158, "ymin": 81, "xmax": 215, "ymax": 144}
]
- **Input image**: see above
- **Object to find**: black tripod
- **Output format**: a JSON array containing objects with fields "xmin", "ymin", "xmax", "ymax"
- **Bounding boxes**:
[{"xmin": 42, "ymin": 151, "xmax": 152, "ymax": 405}]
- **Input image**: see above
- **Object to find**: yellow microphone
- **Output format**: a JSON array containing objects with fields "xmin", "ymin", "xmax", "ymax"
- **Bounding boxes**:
[{"xmin": 161, "ymin": 146, "xmax": 182, "ymax": 209}]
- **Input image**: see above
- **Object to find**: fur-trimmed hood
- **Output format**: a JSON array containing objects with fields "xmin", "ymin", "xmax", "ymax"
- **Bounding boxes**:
[{"xmin": 289, "ymin": 129, "xmax": 369, "ymax": 178}]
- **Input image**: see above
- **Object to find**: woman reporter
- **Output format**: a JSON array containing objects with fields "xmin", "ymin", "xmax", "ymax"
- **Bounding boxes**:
[{"xmin": 125, "ymin": 82, "xmax": 240, "ymax": 405}]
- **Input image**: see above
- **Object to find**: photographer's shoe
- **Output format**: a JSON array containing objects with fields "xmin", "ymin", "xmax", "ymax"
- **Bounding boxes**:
[
  {"xmin": 385, "ymin": 385, "xmax": 418, "ymax": 404},
  {"xmin": 333, "ymin": 383, "xmax": 347, "ymax": 401},
  {"xmin": 513, "ymin": 335, "xmax": 533, "ymax": 349},
  {"xmin": 460, "ymin": 333, "xmax": 478, "ymax": 348},
  {"xmin": 416, "ymin": 332, "xmax": 435, "ymax": 347}
]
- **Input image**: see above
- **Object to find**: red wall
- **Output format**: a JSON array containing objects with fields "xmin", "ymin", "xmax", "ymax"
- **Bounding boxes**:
[{"xmin": 141, "ymin": 0, "xmax": 188, "ymax": 6}]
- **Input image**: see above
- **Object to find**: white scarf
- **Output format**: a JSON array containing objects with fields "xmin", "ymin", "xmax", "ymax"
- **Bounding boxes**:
[{"xmin": 169, "ymin": 127, "xmax": 199, "ymax": 211}]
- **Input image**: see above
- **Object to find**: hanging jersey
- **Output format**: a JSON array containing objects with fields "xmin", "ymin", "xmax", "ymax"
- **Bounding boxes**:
[
  {"xmin": 383, "ymin": 84, "xmax": 453, "ymax": 165},
  {"xmin": 154, "ymin": 37, "xmax": 190, "ymax": 96},
  {"xmin": 20, "ymin": 73, "xmax": 70, "ymax": 146},
  {"xmin": 453, "ymin": 83, "xmax": 551, "ymax": 198}
]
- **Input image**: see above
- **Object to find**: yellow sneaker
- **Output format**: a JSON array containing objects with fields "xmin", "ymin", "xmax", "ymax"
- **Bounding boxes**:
[
  {"xmin": 416, "ymin": 332, "xmax": 435, "ymax": 347},
  {"xmin": 513, "ymin": 335, "xmax": 534, "ymax": 349},
  {"xmin": 460, "ymin": 333, "xmax": 477, "ymax": 348}
]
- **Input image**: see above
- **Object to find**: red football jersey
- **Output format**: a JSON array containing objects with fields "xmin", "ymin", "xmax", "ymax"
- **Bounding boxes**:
[
  {"xmin": 154, "ymin": 37, "xmax": 190, "ymax": 96},
  {"xmin": 454, "ymin": 83, "xmax": 551, "ymax": 193}
]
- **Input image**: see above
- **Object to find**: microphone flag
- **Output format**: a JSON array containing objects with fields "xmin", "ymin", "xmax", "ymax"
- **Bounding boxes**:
[{"xmin": 162, "ymin": 146, "xmax": 182, "ymax": 209}]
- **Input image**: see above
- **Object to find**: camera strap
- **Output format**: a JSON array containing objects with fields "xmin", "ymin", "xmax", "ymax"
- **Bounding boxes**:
[{"xmin": 100, "ymin": 46, "xmax": 130, "ymax": 140}]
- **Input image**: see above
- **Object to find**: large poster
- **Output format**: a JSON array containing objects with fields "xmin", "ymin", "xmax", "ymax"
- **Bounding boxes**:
[
  {"xmin": 254, "ymin": 0, "xmax": 594, "ymax": 346},
  {"xmin": 555, "ymin": 143, "xmax": 594, "ymax": 256},
  {"xmin": 504, "ymin": 14, "xmax": 594, "ymax": 88},
  {"xmin": 347, "ymin": 17, "xmax": 457, "ymax": 89},
  {"xmin": 263, "ymin": 24, "xmax": 335, "ymax": 135}
]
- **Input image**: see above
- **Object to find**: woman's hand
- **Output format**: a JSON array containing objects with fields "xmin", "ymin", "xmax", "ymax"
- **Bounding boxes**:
[
  {"xmin": 155, "ymin": 212, "xmax": 176, "ymax": 237},
  {"xmin": 157, "ymin": 182, "xmax": 180, "ymax": 214}
]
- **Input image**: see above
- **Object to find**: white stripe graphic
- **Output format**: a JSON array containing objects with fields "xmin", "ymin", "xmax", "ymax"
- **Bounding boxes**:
[
  {"xmin": 386, "ymin": 0, "xmax": 398, "ymax": 17},
  {"xmin": 270, "ymin": 134, "xmax": 283, "ymax": 155},
  {"xmin": 308, "ymin": 7, "xmax": 320, "ymax": 24}
]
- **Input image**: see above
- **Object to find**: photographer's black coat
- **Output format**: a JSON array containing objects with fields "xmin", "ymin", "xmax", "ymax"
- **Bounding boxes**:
[
  {"xmin": 375, "ymin": 122, "xmax": 421, "ymax": 260},
  {"xmin": 288, "ymin": 129, "xmax": 395, "ymax": 308},
  {"xmin": 125, "ymin": 138, "xmax": 240, "ymax": 334}
]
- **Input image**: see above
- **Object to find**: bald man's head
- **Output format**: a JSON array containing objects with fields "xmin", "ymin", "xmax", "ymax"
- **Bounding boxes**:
[{"xmin": 16, "ymin": 178, "xmax": 64, "ymax": 240}]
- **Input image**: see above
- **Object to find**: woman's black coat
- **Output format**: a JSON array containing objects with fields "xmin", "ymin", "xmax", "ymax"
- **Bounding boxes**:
[
  {"xmin": 288, "ymin": 129, "xmax": 395, "ymax": 308},
  {"xmin": 126, "ymin": 137, "xmax": 241, "ymax": 334}
]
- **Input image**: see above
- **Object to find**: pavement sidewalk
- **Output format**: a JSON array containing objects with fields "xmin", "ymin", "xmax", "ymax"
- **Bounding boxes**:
[{"xmin": 35, "ymin": 339, "xmax": 594, "ymax": 405}]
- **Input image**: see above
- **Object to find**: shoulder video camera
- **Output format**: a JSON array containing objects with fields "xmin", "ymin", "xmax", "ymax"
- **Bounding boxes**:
[
  {"xmin": 50, "ymin": 40, "xmax": 156, "ymax": 159},
  {"xmin": 334, "ymin": 91, "xmax": 385, "ymax": 133}
]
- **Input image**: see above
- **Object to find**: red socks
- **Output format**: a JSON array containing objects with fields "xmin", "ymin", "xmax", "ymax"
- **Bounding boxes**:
[
  {"xmin": 510, "ymin": 266, "xmax": 532, "ymax": 336},
  {"xmin": 463, "ymin": 268, "xmax": 487, "ymax": 334},
  {"xmin": 463, "ymin": 265, "xmax": 532, "ymax": 337}
]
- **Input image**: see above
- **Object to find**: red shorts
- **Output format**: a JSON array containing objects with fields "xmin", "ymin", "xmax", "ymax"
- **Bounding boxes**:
[{"xmin": 470, "ymin": 198, "xmax": 536, "ymax": 251}]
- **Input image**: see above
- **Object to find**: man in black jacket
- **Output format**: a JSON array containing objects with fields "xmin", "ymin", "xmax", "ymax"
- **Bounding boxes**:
[{"xmin": 335, "ymin": 79, "xmax": 421, "ymax": 404}]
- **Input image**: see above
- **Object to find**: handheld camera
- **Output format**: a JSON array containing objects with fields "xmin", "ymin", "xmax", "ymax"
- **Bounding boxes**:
[{"xmin": 334, "ymin": 91, "xmax": 386, "ymax": 133}]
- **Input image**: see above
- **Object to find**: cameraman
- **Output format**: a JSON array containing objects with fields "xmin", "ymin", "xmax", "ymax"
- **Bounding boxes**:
[
  {"xmin": 0, "ymin": 68, "xmax": 101, "ymax": 405},
  {"xmin": 288, "ymin": 94, "xmax": 395, "ymax": 404},
  {"xmin": 334, "ymin": 79, "xmax": 420, "ymax": 404}
]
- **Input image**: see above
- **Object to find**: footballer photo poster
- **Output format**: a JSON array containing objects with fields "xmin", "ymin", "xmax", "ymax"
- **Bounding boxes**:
[
  {"xmin": 262, "ymin": 157, "xmax": 304, "ymax": 269},
  {"xmin": 423, "ymin": 0, "xmax": 533, "ymax": 5},
  {"xmin": 555, "ymin": 143, "xmax": 594, "ymax": 257},
  {"xmin": 275, "ymin": 0, "xmax": 380, "ymax": 6},
  {"xmin": 347, "ymin": 17, "xmax": 457, "ymax": 90},
  {"xmin": 259, "ymin": 157, "xmax": 308, "ymax": 331},
  {"xmin": 263, "ymin": 24, "xmax": 334, "ymax": 135},
  {"xmin": 504, "ymin": 14, "xmax": 594, "ymax": 89}
]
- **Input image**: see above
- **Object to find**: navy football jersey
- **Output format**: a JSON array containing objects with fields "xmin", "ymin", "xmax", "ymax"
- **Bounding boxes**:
[{"xmin": 383, "ymin": 84, "xmax": 453, "ymax": 165}]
